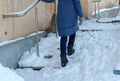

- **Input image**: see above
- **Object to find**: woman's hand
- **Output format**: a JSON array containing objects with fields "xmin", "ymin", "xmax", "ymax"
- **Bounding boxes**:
[{"xmin": 79, "ymin": 17, "xmax": 84, "ymax": 25}]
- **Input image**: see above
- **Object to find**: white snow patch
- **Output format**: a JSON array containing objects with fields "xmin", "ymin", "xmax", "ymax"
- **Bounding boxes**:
[
  {"xmin": 18, "ymin": 33, "xmax": 61, "ymax": 68},
  {"xmin": 4, "ymin": 8, "xmax": 120, "ymax": 81},
  {"xmin": 0, "ymin": 63, "xmax": 24, "ymax": 81}
]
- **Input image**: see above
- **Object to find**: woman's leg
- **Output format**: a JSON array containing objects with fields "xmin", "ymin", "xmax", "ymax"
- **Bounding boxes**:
[
  {"xmin": 67, "ymin": 33, "xmax": 76, "ymax": 55},
  {"xmin": 60, "ymin": 36, "xmax": 67, "ymax": 54},
  {"xmin": 68, "ymin": 33, "xmax": 76, "ymax": 45},
  {"xmin": 60, "ymin": 36, "xmax": 68, "ymax": 67}
]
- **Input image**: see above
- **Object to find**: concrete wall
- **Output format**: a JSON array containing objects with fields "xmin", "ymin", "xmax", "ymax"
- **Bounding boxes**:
[
  {"xmin": 81, "ymin": 0, "xmax": 93, "ymax": 19},
  {"xmin": 92, "ymin": 0, "xmax": 119, "ymax": 17},
  {"xmin": 81, "ymin": 0, "xmax": 119, "ymax": 18},
  {"xmin": 0, "ymin": 32, "xmax": 47, "ymax": 68},
  {"xmin": 99, "ymin": 0, "xmax": 119, "ymax": 8}
]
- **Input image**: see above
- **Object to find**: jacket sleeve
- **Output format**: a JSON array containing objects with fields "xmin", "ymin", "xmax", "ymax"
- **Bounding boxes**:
[
  {"xmin": 42, "ymin": 0, "xmax": 54, "ymax": 3},
  {"xmin": 73, "ymin": 0, "xmax": 84, "ymax": 17}
]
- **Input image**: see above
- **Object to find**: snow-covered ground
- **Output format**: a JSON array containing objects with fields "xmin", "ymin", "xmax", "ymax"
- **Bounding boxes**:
[
  {"xmin": 15, "ymin": 14, "xmax": 120, "ymax": 81},
  {"xmin": 0, "ymin": 9, "xmax": 120, "ymax": 81},
  {"xmin": 80, "ymin": 14, "xmax": 120, "ymax": 30},
  {"xmin": 0, "ymin": 63, "xmax": 24, "ymax": 81}
]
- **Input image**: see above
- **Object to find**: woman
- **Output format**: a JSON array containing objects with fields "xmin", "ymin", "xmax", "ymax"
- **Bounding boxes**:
[{"xmin": 42, "ymin": 0, "xmax": 84, "ymax": 67}]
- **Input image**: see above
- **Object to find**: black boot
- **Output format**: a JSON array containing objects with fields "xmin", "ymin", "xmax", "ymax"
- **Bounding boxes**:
[
  {"xmin": 60, "ymin": 54, "xmax": 68, "ymax": 67},
  {"xmin": 67, "ymin": 44, "xmax": 75, "ymax": 56}
]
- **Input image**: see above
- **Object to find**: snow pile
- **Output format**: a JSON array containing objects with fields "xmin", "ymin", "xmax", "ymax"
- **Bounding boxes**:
[
  {"xmin": 17, "ymin": 30, "xmax": 120, "ymax": 81},
  {"xmin": 19, "ymin": 13, "xmax": 120, "ymax": 68},
  {"xmin": 18, "ymin": 33, "xmax": 61, "ymax": 67},
  {"xmin": 0, "ymin": 63, "xmax": 24, "ymax": 81},
  {"xmin": 16, "ymin": 12, "xmax": 120, "ymax": 81}
]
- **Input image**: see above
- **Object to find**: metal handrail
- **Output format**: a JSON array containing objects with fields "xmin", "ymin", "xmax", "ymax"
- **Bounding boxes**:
[
  {"xmin": 92, "ymin": 0, "xmax": 101, "ymax": 18},
  {"xmin": 3, "ymin": 0, "xmax": 40, "ymax": 18}
]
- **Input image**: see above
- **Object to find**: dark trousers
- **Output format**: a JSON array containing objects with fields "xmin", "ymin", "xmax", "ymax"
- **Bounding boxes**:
[{"xmin": 60, "ymin": 33, "xmax": 76, "ymax": 54}]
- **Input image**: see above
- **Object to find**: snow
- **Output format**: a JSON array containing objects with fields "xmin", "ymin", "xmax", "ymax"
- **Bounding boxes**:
[
  {"xmin": 80, "ymin": 14, "xmax": 120, "ymax": 30},
  {"xmin": 18, "ymin": 34, "xmax": 61, "ymax": 67},
  {"xmin": 0, "ymin": 63, "xmax": 24, "ymax": 81},
  {"xmin": 79, "ymin": 18, "xmax": 120, "ymax": 30},
  {"xmin": 0, "ymin": 8, "xmax": 120, "ymax": 81},
  {"xmin": 16, "ymin": 14, "xmax": 120, "ymax": 81},
  {"xmin": 17, "ymin": 31, "xmax": 120, "ymax": 81}
]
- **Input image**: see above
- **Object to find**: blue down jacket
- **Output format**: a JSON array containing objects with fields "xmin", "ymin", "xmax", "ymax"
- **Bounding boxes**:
[{"xmin": 43, "ymin": 0, "xmax": 84, "ymax": 36}]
